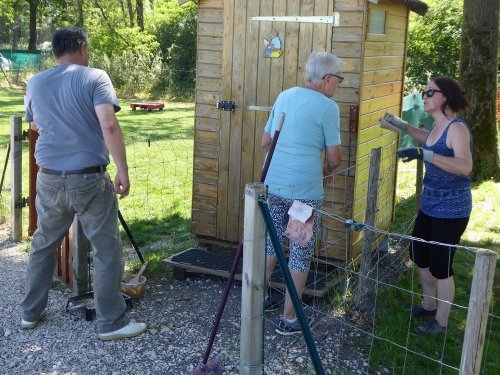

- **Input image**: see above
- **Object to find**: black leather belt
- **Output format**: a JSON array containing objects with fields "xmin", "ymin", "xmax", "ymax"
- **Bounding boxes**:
[{"xmin": 39, "ymin": 165, "xmax": 107, "ymax": 175}]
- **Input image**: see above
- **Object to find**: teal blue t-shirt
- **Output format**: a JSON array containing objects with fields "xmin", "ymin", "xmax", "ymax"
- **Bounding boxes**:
[{"xmin": 264, "ymin": 87, "xmax": 341, "ymax": 200}]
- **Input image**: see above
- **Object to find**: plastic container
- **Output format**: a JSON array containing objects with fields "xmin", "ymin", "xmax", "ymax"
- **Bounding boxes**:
[{"xmin": 121, "ymin": 276, "xmax": 146, "ymax": 298}]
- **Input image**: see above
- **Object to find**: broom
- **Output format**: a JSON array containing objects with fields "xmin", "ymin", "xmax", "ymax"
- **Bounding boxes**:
[{"xmin": 190, "ymin": 112, "xmax": 285, "ymax": 375}]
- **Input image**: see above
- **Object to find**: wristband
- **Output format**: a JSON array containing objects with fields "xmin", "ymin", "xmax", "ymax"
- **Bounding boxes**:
[{"xmin": 422, "ymin": 149, "xmax": 433, "ymax": 162}]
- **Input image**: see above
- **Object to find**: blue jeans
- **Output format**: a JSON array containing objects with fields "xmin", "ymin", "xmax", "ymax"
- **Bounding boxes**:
[{"xmin": 21, "ymin": 171, "xmax": 129, "ymax": 333}]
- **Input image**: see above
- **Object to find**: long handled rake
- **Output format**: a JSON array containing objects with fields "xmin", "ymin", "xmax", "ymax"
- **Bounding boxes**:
[
  {"xmin": 118, "ymin": 210, "xmax": 145, "ymax": 264},
  {"xmin": 190, "ymin": 112, "xmax": 285, "ymax": 375}
]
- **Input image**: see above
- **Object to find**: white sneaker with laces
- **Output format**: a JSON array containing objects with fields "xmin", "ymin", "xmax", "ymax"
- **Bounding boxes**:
[{"xmin": 98, "ymin": 322, "xmax": 147, "ymax": 341}]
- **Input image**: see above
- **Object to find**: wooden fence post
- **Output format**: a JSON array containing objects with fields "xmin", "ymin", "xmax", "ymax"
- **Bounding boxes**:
[
  {"xmin": 459, "ymin": 249, "xmax": 497, "ymax": 375},
  {"xmin": 10, "ymin": 115, "xmax": 22, "ymax": 241},
  {"xmin": 355, "ymin": 147, "xmax": 381, "ymax": 309},
  {"xmin": 415, "ymin": 159, "xmax": 424, "ymax": 212},
  {"xmin": 240, "ymin": 183, "xmax": 266, "ymax": 375},
  {"xmin": 28, "ymin": 126, "xmax": 38, "ymax": 235}
]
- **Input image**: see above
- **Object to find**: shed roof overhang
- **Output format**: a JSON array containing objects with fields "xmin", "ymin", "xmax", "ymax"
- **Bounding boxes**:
[
  {"xmin": 388, "ymin": 0, "xmax": 429, "ymax": 16},
  {"xmin": 180, "ymin": 1, "xmax": 429, "ymax": 16}
]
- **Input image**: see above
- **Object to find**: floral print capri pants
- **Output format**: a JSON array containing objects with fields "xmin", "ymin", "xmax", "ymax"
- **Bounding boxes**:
[{"xmin": 265, "ymin": 193, "xmax": 323, "ymax": 273}]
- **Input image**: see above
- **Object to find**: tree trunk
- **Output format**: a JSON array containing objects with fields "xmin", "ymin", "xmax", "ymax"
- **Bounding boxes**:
[
  {"xmin": 12, "ymin": 27, "xmax": 20, "ymax": 50},
  {"xmin": 136, "ymin": 0, "xmax": 144, "ymax": 31},
  {"xmin": 119, "ymin": 0, "xmax": 127, "ymax": 22},
  {"xmin": 76, "ymin": 0, "xmax": 84, "ymax": 28},
  {"xmin": 126, "ymin": 0, "xmax": 134, "ymax": 27},
  {"xmin": 28, "ymin": 0, "xmax": 38, "ymax": 52},
  {"xmin": 459, "ymin": 0, "xmax": 500, "ymax": 181}
]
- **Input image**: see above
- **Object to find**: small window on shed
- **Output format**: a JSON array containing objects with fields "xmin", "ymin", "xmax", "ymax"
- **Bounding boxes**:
[{"xmin": 369, "ymin": 9, "xmax": 386, "ymax": 34}]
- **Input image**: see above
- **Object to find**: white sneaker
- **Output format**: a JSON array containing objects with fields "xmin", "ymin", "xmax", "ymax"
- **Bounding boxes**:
[
  {"xmin": 98, "ymin": 322, "xmax": 147, "ymax": 341},
  {"xmin": 21, "ymin": 310, "xmax": 47, "ymax": 329}
]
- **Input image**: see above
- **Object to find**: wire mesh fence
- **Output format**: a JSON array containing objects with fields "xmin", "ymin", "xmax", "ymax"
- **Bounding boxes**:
[
  {"xmin": 0, "ymin": 110, "xmax": 196, "ymax": 266},
  {"xmin": 1, "ymin": 104, "xmax": 498, "ymax": 374},
  {"xmin": 247, "ymin": 187, "xmax": 498, "ymax": 374}
]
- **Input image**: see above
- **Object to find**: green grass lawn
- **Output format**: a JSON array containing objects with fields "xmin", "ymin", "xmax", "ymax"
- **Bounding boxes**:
[
  {"xmin": 0, "ymin": 86, "xmax": 197, "ymax": 272},
  {"xmin": 371, "ymin": 171, "xmax": 499, "ymax": 374}
]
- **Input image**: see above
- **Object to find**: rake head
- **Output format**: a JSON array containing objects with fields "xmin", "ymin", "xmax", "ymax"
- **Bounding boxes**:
[{"xmin": 189, "ymin": 358, "xmax": 223, "ymax": 375}]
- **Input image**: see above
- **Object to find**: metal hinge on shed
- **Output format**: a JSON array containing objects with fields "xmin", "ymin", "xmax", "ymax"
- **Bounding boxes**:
[
  {"xmin": 14, "ymin": 130, "xmax": 28, "ymax": 142},
  {"xmin": 250, "ymin": 13, "xmax": 340, "ymax": 27},
  {"xmin": 15, "ymin": 197, "xmax": 29, "ymax": 208},
  {"xmin": 216, "ymin": 100, "xmax": 236, "ymax": 112}
]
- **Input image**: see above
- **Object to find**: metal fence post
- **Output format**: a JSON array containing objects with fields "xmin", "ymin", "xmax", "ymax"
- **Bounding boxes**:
[{"xmin": 10, "ymin": 115, "xmax": 22, "ymax": 241}]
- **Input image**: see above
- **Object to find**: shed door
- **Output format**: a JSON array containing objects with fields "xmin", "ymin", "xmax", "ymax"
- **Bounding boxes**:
[{"xmin": 216, "ymin": 0, "xmax": 335, "ymax": 242}]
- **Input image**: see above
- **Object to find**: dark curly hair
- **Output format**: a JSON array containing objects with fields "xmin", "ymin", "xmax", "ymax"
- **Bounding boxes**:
[
  {"xmin": 51, "ymin": 27, "xmax": 88, "ymax": 58},
  {"xmin": 431, "ymin": 76, "xmax": 470, "ymax": 116}
]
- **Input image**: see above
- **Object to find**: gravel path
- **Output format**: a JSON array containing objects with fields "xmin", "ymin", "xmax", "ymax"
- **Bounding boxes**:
[{"xmin": 0, "ymin": 227, "xmax": 374, "ymax": 375}]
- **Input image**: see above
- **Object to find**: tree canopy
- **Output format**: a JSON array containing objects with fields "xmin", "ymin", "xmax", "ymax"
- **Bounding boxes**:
[
  {"xmin": 0, "ymin": 0, "xmax": 198, "ymax": 99},
  {"xmin": 405, "ymin": 0, "xmax": 463, "ymax": 94}
]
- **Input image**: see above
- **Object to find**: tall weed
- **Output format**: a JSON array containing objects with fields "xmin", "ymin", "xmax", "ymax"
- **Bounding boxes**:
[{"xmin": 91, "ymin": 51, "xmax": 163, "ymax": 98}]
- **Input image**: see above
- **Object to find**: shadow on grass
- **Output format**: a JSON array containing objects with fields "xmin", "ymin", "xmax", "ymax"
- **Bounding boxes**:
[
  {"xmin": 119, "ymin": 211, "xmax": 197, "ymax": 275},
  {"xmin": 119, "ymin": 211, "xmax": 193, "ymax": 248}
]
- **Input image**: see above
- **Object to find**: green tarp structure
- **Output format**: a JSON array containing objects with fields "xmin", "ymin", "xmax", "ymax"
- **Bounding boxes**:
[
  {"xmin": 401, "ymin": 92, "xmax": 434, "ymax": 147},
  {"xmin": 0, "ymin": 49, "xmax": 43, "ymax": 70}
]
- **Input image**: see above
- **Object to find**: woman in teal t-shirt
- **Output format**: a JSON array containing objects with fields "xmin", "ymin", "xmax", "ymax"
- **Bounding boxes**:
[{"xmin": 261, "ymin": 51, "xmax": 343, "ymax": 335}]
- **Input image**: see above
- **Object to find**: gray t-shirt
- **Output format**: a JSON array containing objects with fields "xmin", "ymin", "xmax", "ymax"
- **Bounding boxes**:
[{"xmin": 25, "ymin": 64, "xmax": 120, "ymax": 170}]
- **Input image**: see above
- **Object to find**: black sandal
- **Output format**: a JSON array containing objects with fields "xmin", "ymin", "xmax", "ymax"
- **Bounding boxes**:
[
  {"xmin": 415, "ymin": 318, "xmax": 446, "ymax": 334},
  {"xmin": 410, "ymin": 304, "xmax": 437, "ymax": 318}
]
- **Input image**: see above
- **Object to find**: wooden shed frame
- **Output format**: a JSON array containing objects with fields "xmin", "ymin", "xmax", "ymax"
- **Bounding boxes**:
[{"xmin": 188, "ymin": 0, "xmax": 428, "ymax": 262}]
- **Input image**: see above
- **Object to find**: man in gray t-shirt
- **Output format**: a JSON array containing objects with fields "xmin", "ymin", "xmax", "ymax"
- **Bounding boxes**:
[{"xmin": 21, "ymin": 27, "xmax": 146, "ymax": 340}]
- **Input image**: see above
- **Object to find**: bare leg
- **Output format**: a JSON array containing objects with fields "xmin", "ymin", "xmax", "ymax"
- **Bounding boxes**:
[
  {"xmin": 418, "ymin": 267, "xmax": 437, "ymax": 310},
  {"xmin": 283, "ymin": 270, "xmax": 308, "ymax": 320},
  {"xmin": 266, "ymin": 255, "xmax": 278, "ymax": 286},
  {"xmin": 435, "ymin": 276, "xmax": 454, "ymax": 327}
]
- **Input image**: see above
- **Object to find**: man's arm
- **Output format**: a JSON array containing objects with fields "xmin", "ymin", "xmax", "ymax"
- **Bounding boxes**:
[{"xmin": 95, "ymin": 103, "xmax": 130, "ymax": 198}]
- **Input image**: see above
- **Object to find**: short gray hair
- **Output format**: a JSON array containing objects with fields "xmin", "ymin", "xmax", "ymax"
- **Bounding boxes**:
[{"xmin": 305, "ymin": 51, "xmax": 344, "ymax": 82}]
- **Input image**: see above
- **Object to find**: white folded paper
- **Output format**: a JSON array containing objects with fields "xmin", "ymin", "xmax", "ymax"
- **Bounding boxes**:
[{"xmin": 287, "ymin": 200, "xmax": 313, "ymax": 223}]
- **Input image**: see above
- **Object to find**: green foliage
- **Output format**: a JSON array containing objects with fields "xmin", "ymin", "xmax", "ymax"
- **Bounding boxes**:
[
  {"xmin": 147, "ymin": 1, "xmax": 197, "ymax": 96},
  {"xmin": 405, "ymin": 0, "xmax": 464, "ymax": 94},
  {"xmin": 91, "ymin": 50, "xmax": 163, "ymax": 98},
  {"xmin": 0, "ymin": 0, "xmax": 197, "ymax": 100},
  {"xmin": 88, "ymin": 24, "xmax": 160, "ymax": 59}
]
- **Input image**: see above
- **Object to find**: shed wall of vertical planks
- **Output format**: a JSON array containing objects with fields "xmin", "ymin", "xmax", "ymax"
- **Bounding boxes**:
[{"xmin": 192, "ymin": 0, "xmax": 410, "ymax": 262}]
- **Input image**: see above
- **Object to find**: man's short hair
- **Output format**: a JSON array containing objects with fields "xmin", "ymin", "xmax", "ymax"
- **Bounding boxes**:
[{"xmin": 52, "ymin": 27, "xmax": 88, "ymax": 58}]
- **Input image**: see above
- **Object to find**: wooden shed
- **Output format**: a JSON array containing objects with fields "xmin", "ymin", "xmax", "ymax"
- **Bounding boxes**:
[{"xmin": 190, "ymin": 0, "xmax": 428, "ymax": 262}]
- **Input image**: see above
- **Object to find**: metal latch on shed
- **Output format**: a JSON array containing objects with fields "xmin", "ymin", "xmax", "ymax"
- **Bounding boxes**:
[{"xmin": 216, "ymin": 100, "xmax": 236, "ymax": 112}]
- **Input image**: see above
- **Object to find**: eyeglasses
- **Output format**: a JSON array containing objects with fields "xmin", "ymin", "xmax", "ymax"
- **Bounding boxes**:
[
  {"xmin": 322, "ymin": 73, "xmax": 344, "ymax": 84},
  {"xmin": 422, "ymin": 88, "xmax": 442, "ymax": 99}
]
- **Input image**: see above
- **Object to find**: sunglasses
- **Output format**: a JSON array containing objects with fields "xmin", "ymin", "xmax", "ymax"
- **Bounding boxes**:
[
  {"xmin": 322, "ymin": 73, "xmax": 344, "ymax": 84},
  {"xmin": 422, "ymin": 88, "xmax": 442, "ymax": 99}
]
